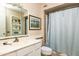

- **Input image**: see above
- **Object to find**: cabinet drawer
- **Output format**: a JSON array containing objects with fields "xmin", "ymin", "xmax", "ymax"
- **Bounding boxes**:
[{"xmin": 16, "ymin": 46, "xmax": 33, "ymax": 56}]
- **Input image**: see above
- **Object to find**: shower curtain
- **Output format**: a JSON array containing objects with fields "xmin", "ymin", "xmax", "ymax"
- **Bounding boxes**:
[{"xmin": 46, "ymin": 7, "xmax": 79, "ymax": 56}]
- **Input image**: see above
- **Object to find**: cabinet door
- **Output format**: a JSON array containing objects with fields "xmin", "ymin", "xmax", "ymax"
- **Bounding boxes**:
[
  {"xmin": 27, "ymin": 48, "xmax": 41, "ymax": 56},
  {"xmin": 33, "ymin": 48, "xmax": 41, "ymax": 56},
  {"xmin": 27, "ymin": 42, "xmax": 41, "ymax": 56},
  {"xmin": 0, "ymin": 5, "xmax": 6, "ymax": 37}
]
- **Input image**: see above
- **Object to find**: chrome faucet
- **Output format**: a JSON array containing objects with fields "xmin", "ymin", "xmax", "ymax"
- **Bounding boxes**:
[{"xmin": 13, "ymin": 37, "xmax": 19, "ymax": 42}]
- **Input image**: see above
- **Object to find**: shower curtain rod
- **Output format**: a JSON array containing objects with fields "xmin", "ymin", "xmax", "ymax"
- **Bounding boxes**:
[{"xmin": 45, "ymin": 3, "xmax": 79, "ymax": 14}]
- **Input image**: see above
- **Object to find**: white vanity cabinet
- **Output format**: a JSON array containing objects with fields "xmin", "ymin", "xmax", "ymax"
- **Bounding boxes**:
[
  {"xmin": 2, "ymin": 41, "xmax": 41, "ymax": 56},
  {"xmin": 16, "ymin": 42, "xmax": 41, "ymax": 56}
]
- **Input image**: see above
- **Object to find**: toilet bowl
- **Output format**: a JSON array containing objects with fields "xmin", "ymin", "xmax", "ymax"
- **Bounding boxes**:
[{"xmin": 41, "ymin": 46, "xmax": 52, "ymax": 56}]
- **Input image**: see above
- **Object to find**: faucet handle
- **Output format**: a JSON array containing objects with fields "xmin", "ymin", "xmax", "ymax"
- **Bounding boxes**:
[{"xmin": 3, "ymin": 42, "xmax": 12, "ymax": 45}]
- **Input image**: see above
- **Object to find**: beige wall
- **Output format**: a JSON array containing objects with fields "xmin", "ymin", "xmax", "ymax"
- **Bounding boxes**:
[{"xmin": 22, "ymin": 3, "xmax": 44, "ymax": 36}]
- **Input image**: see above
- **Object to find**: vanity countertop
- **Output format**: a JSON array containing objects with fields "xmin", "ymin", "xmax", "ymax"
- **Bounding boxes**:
[{"xmin": 0, "ymin": 37, "xmax": 42, "ymax": 56}]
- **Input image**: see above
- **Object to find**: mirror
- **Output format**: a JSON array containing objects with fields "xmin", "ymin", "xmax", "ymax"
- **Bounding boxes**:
[{"xmin": 0, "ymin": 3, "xmax": 28, "ymax": 37}]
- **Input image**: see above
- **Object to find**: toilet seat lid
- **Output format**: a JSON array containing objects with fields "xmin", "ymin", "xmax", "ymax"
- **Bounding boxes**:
[
  {"xmin": 41, "ymin": 46, "xmax": 52, "ymax": 51},
  {"xmin": 41, "ymin": 46, "xmax": 52, "ymax": 55}
]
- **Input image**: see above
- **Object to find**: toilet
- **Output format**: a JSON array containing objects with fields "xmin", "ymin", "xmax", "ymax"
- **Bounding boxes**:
[
  {"xmin": 41, "ymin": 46, "xmax": 67, "ymax": 56},
  {"xmin": 41, "ymin": 46, "xmax": 52, "ymax": 56}
]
